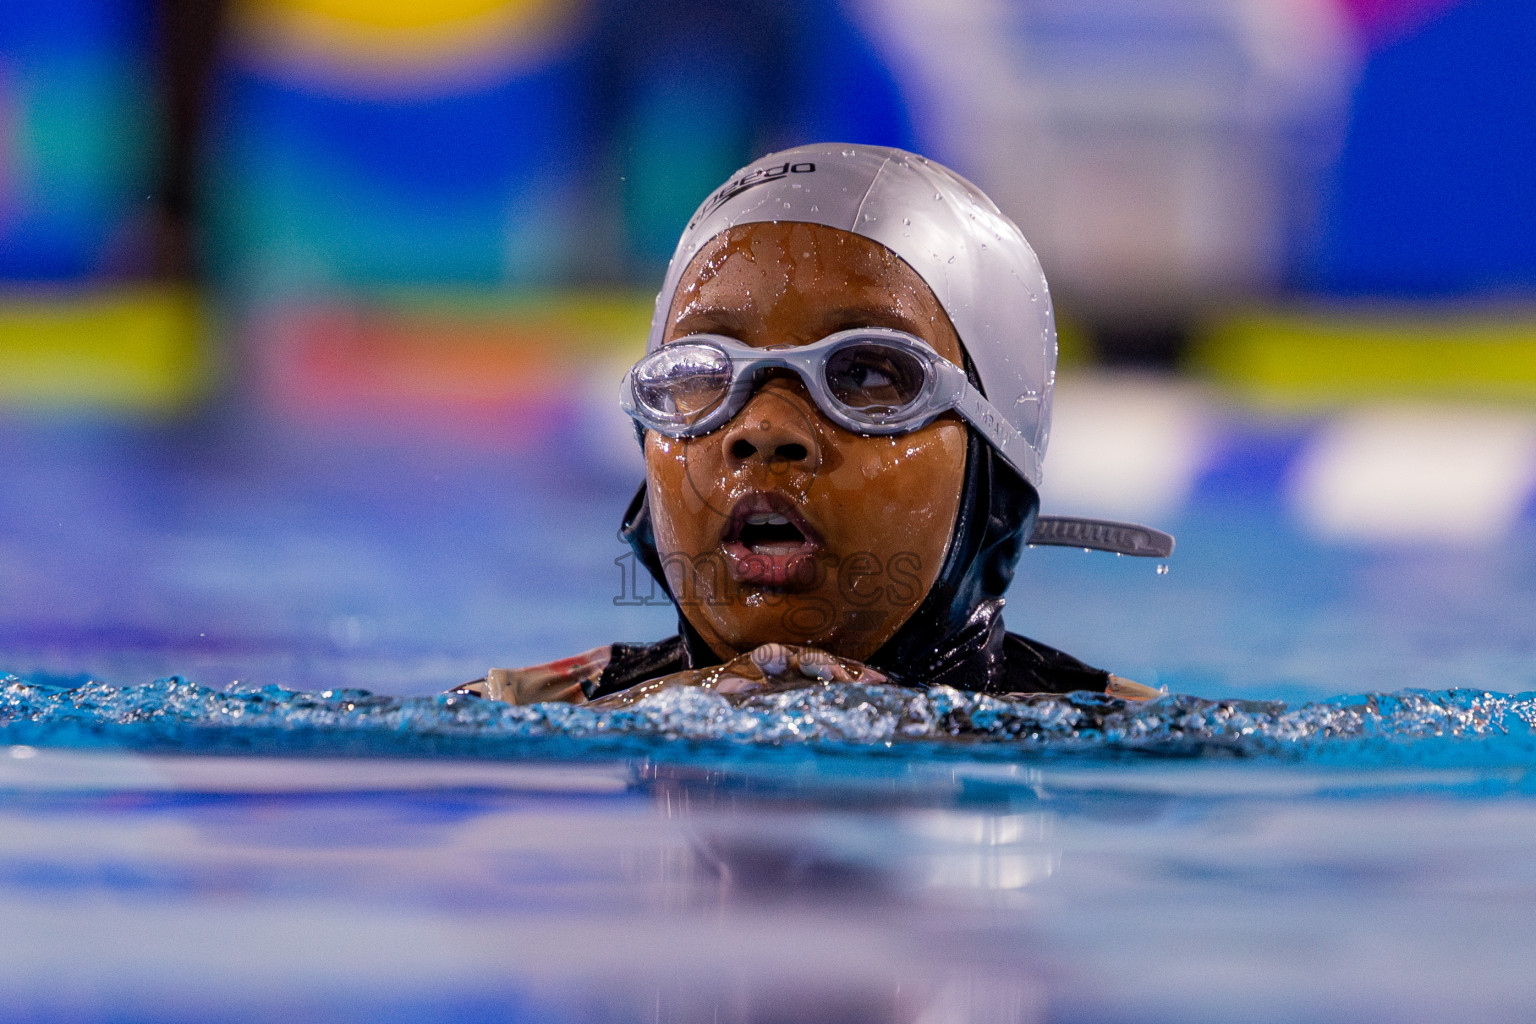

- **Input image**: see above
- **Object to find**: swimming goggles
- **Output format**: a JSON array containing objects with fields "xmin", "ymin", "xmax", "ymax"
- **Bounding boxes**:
[
  {"xmin": 620, "ymin": 327, "xmax": 1039, "ymax": 482},
  {"xmin": 621, "ymin": 327, "xmax": 1176, "ymax": 560}
]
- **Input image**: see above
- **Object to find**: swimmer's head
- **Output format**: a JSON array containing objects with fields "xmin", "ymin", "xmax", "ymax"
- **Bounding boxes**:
[
  {"xmin": 642, "ymin": 220, "xmax": 968, "ymax": 661},
  {"xmin": 645, "ymin": 143, "xmax": 1055, "ymax": 489},
  {"xmin": 622, "ymin": 145, "xmax": 1049, "ymax": 669}
]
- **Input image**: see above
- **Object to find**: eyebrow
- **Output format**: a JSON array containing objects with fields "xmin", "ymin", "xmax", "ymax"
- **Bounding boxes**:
[
  {"xmin": 670, "ymin": 306, "xmax": 747, "ymax": 338},
  {"xmin": 816, "ymin": 305, "xmax": 928, "ymax": 336}
]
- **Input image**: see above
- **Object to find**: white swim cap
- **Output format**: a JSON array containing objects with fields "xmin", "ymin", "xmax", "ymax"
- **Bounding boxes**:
[{"xmin": 647, "ymin": 143, "xmax": 1055, "ymax": 489}]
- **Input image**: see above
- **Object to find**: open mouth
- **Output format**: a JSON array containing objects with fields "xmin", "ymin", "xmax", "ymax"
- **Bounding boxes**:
[
  {"xmin": 721, "ymin": 494, "xmax": 823, "ymax": 587},
  {"xmin": 738, "ymin": 512, "xmax": 808, "ymax": 553}
]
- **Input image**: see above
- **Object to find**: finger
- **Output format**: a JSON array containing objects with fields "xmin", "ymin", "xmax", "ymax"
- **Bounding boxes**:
[
  {"xmin": 713, "ymin": 673, "xmax": 762, "ymax": 694},
  {"xmin": 790, "ymin": 648, "xmax": 836, "ymax": 682},
  {"xmin": 748, "ymin": 643, "xmax": 791, "ymax": 676}
]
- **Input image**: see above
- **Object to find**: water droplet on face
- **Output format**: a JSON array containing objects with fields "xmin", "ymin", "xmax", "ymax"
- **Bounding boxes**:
[
  {"xmin": 1156, "ymin": 564, "xmax": 1170, "ymax": 576},
  {"xmin": 947, "ymin": 256, "xmax": 955, "ymax": 264},
  {"xmin": 934, "ymin": 192, "xmax": 942, "ymax": 200},
  {"xmin": 842, "ymin": 148, "xmax": 856, "ymax": 157},
  {"xmin": 902, "ymin": 218, "xmax": 911, "ymax": 226},
  {"xmin": 783, "ymin": 202, "xmax": 792, "ymax": 209},
  {"xmin": 863, "ymin": 213, "xmax": 876, "ymax": 222}
]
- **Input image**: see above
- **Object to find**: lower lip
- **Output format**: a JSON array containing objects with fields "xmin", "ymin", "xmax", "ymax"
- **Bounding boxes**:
[{"xmin": 722, "ymin": 541, "xmax": 823, "ymax": 588}]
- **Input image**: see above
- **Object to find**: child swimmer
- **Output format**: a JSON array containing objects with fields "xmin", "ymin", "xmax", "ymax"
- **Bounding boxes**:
[{"xmin": 457, "ymin": 144, "xmax": 1170, "ymax": 706}]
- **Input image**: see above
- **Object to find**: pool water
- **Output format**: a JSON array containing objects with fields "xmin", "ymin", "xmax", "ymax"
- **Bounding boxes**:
[
  {"xmin": 1, "ymin": 404, "xmax": 1534, "ymax": 1022},
  {"xmin": 3, "ymin": 747, "xmax": 1534, "ymax": 1023}
]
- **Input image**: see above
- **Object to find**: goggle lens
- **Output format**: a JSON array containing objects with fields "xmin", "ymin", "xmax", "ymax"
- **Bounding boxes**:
[
  {"xmin": 823, "ymin": 343, "xmax": 928, "ymax": 420},
  {"xmin": 633, "ymin": 343, "xmax": 733, "ymax": 423}
]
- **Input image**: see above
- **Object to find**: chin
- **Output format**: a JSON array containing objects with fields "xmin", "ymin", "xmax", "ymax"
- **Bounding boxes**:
[{"xmin": 695, "ymin": 601, "xmax": 894, "ymax": 663}]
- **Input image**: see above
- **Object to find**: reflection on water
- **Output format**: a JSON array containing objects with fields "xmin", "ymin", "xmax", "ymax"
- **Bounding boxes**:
[{"xmin": 2, "ymin": 750, "xmax": 1534, "ymax": 1022}]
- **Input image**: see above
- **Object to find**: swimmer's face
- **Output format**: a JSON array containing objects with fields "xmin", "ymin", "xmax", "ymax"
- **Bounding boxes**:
[{"xmin": 645, "ymin": 221, "xmax": 967, "ymax": 663}]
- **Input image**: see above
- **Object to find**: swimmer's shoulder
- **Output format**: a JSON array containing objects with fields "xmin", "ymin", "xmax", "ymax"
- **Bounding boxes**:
[
  {"xmin": 1000, "ymin": 632, "xmax": 1159, "ymax": 701},
  {"xmin": 456, "ymin": 633, "xmax": 1157, "ymax": 705}
]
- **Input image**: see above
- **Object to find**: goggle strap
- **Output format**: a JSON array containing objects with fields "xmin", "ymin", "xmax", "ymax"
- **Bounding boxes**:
[
  {"xmin": 1028, "ymin": 516, "xmax": 1176, "ymax": 558},
  {"xmin": 948, "ymin": 378, "xmax": 1041, "ymax": 485}
]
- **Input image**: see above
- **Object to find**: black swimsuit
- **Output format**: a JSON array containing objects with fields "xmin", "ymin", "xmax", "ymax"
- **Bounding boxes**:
[{"xmin": 582, "ymin": 621, "xmax": 1109, "ymax": 702}]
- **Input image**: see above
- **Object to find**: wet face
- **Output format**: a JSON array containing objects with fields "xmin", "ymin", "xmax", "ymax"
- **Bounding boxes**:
[{"xmin": 645, "ymin": 221, "xmax": 968, "ymax": 662}]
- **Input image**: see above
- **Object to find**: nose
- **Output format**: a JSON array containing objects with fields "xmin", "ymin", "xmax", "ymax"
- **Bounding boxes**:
[{"xmin": 720, "ymin": 378, "xmax": 820, "ymax": 472}]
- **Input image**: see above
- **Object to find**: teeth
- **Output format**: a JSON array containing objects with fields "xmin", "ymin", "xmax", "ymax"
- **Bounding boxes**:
[{"xmin": 746, "ymin": 513, "xmax": 791, "ymax": 526}]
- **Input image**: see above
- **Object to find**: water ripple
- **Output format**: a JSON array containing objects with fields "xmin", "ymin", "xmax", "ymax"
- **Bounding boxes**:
[{"xmin": 1, "ymin": 676, "xmax": 1533, "ymax": 765}]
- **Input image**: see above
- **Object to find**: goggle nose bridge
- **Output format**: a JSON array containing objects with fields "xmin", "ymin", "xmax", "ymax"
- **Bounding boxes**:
[{"xmin": 732, "ymin": 352, "xmax": 833, "ymax": 401}]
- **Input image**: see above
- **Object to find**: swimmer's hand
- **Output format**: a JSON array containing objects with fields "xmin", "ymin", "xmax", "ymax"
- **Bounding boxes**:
[
  {"xmin": 1105, "ymin": 675, "xmax": 1161, "ymax": 702},
  {"xmin": 587, "ymin": 643, "xmax": 887, "ymax": 710},
  {"xmin": 999, "ymin": 675, "xmax": 1162, "ymax": 703}
]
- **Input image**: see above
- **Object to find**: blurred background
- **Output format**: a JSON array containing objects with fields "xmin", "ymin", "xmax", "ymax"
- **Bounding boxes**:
[{"xmin": 1, "ymin": 0, "xmax": 1533, "ymax": 700}]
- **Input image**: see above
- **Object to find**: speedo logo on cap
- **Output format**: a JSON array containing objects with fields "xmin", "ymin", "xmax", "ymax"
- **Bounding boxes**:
[{"xmin": 694, "ymin": 162, "xmax": 816, "ymax": 224}]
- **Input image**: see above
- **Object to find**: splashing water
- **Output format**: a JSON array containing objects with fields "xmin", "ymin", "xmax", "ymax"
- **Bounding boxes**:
[{"xmin": 2, "ymin": 675, "xmax": 1533, "ymax": 766}]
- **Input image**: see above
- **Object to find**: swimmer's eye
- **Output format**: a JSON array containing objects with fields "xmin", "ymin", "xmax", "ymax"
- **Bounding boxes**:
[{"xmin": 825, "ymin": 345, "xmax": 925, "ymax": 415}]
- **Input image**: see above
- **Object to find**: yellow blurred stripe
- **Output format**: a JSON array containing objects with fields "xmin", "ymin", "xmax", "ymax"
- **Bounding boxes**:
[
  {"xmin": 250, "ymin": 0, "xmax": 526, "ymax": 31},
  {"xmin": 1194, "ymin": 309, "xmax": 1536, "ymax": 405},
  {"xmin": 232, "ymin": 0, "xmax": 577, "ymax": 73},
  {"xmin": 1054, "ymin": 310, "xmax": 1090, "ymax": 367},
  {"xmin": 372, "ymin": 288, "xmax": 654, "ymax": 355},
  {"xmin": 0, "ymin": 288, "xmax": 210, "ymax": 413},
  {"xmin": 391, "ymin": 291, "xmax": 1094, "ymax": 364}
]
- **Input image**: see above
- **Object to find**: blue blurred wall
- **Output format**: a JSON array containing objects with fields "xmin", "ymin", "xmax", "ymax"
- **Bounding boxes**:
[
  {"xmin": 0, "ymin": 0, "xmax": 158, "ymax": 280},
  {"xmin": 209, "ymin": 0, "xmax": 917, "ymax": 290},
  {"xmin": 1, "ymin": 0, "xmax": 1532, "ymax": 303},
  {"xmin": 1310, "ymin": 0, "xmax": 1536, "ymax": 297}
]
